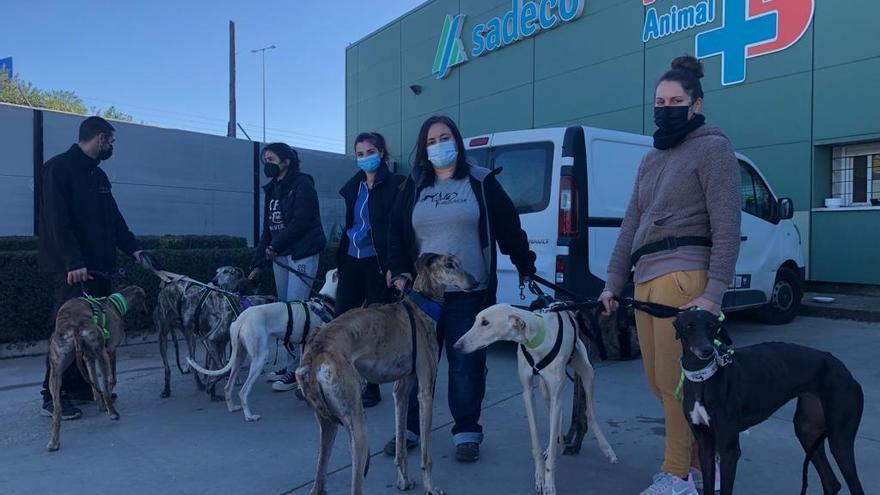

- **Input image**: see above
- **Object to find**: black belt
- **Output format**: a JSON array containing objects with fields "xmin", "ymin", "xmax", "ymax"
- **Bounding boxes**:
[{"xmin": 631, "ymin": 236, "xmax": 712, "ymax": 266}]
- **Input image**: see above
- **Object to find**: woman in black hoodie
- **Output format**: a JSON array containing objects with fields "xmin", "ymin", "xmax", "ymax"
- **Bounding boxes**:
[
  {"xmin": 336, "ymin": 132, "xmax": 405, "ymax": 407},
  {"xmin": 249, "ymin": 142, "xmax": 326, "ymax": 391}
]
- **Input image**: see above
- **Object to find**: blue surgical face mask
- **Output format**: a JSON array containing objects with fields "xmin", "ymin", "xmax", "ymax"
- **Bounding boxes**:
[
  {"xmin": 356, "ymin": 154, "xmax": 381, "ymax": 172},
  {"xmin": 427, "ymin": 140, "xmax": 458, "ymax": 169}
]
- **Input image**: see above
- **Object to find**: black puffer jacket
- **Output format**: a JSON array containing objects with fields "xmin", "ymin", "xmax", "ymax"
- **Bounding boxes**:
[
  {"xmin": 254, "ymin": 169, "xmax": 326, "ymax": 266},
  {"xmin": 337, "ymin": 164, "xmax": 405, "ymax": 274},
  {"xmin": 387, "ymin": 163, "xmax": 536, "ymax": 305},
  {"xmin": 38, "ymin": 144, "xmax": 140, "ymax": 274}
]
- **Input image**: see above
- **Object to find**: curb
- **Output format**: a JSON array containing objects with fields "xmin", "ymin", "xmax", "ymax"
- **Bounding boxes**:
[
  {"xmin": 798, "ymin": 304, "xmax": 880, "ymax": 323},
  {"xmin": 0, "ymin": 332, "xmax": 159, "ymax": 360}
]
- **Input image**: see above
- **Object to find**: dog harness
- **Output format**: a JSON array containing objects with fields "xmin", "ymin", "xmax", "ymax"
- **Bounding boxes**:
[
  {"xmin": 402, "ymin": 291, "xmax": 442, "ymax": 374},
  {"xmin": 80, "ymin": 293, "xmax": 128, "ymax": 342},
  {"xmin": 282, "ymin": 298, "xmax": 334, "ymax": 355},
  {"xmin": 179, "ymin": 282, "xmax": 244, "ymax": 337},
  {"xmin": 519, "ymin": 312, "xmax": 578, "ymax": 376}
]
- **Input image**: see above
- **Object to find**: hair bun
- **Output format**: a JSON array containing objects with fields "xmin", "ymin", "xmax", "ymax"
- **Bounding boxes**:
[{"xmin": 671, "ymin": 55, "xmax": 704, "ymax": 79}]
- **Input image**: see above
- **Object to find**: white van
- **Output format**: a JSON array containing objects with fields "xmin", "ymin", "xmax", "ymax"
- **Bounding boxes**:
[{"xmin": 465, "ymin": 126, "xmax": 805, "ymax": 324}]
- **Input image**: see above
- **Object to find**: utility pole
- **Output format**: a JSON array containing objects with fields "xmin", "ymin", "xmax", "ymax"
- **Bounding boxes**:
[
  {"xmin": 227, "ymin": 21, "xmax": 236, "ymax": 138},
  {"xmin": 251, "ymin": 44, "xmax": 276, "ymax": 143}
]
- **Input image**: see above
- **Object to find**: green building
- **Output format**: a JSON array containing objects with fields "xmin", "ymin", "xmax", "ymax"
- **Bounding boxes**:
[{"xmin": 346, "ymin": 0, "xmax": 880, "ymax": 285}]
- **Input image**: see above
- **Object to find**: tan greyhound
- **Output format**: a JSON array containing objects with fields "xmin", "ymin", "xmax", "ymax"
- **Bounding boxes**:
[{"xmin": 296, "ymin": 253, "xmax": 477, "ymax": 495}]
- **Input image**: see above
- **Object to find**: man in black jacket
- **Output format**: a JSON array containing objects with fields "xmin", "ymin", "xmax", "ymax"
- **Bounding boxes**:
[{"xmin": 38, "ymin": 116, "xmax": 143, "ymax": 420}]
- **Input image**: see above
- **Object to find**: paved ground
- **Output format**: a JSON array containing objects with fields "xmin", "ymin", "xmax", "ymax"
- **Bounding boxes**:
[{"xmin": 1, "ymin": 315, "xmax": 877, "ymax": 495}]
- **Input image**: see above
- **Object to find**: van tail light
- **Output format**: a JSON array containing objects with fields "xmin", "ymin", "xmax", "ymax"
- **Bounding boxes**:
[
  {"xmin": 556, "ymin": 257, "xmax": 566, "ymax": 284},
  {"xmin": 558, "ymin": 174, "xmax": 578, "ymax": 237}
]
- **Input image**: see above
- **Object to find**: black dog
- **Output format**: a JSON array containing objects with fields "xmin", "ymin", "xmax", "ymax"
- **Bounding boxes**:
[{"xmin": 674, "ymin": 310, "xmax": 865, "ymax": 495}]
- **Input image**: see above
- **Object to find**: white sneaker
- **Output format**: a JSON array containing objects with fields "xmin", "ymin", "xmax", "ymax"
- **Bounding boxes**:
[
  {"xmin": 639, "ymin": 472, "xmax": 698, "ymax": 495},
  {"xmin": 689, "ymin": 461, "xmax": 721, "ymax": 493}
]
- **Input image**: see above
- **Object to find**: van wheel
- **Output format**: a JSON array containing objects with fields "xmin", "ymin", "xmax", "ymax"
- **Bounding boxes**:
[{"xmin": 758, "ymin": 266, "xmax": 802, "ymax": 325}]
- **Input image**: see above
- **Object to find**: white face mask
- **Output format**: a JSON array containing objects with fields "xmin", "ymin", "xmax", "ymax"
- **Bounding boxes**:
[{"xmin": 427, "ymin": 140, "xmax": 458, "ymax": 169}]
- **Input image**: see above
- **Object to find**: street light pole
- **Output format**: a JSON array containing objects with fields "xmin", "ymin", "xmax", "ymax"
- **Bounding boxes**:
[{"xmin": 251, "ymin": 44, "xmax": 276, "ymax": 143}]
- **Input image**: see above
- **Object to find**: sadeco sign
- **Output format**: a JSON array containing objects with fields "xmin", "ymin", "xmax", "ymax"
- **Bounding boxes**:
[
  {"xmin": 643, "ymin": 0, "xmax": 815, "ymax": 86},
  {"xmin": 433, "ymin": 0, "xmax": 585, "ymax": 79}
]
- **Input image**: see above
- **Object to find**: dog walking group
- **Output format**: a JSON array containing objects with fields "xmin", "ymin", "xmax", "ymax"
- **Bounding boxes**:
[{"xmin": 37, "ymin": 56, "xmax": 866, "ymax": 495}]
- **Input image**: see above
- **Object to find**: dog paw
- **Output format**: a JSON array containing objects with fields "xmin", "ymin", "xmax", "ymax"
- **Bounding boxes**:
[
  {"xmin": 606, "ymin": 453, "xmax": 619, "ymax": 464},
  {"xmin": 228, "ymin": 405, "xmax": 242, "ymax": 412},
  {"xmin": 396, "ymin": 478, "xmax": 415, "ymax": 491},
  {"xmin": 245, "ymin": 414, "xmax": 261, "ymax": 422},
  {"xmin": 424, "ymin": 488, "xmax": 444, "ymax": 495},
  {"xmin": 562, "ymin": 445, "xmax": 580, "ymax": 456},
  {"xmin": 110, "ymin": 412, "xmax": 120, "ymax": 421},
  {"xmin": 160, "ymin": 390, "xmax": 170, "ymax": 398},
  {"xmin": 47, "ymin": 441, "xmax": 59, "ymax": 452}
]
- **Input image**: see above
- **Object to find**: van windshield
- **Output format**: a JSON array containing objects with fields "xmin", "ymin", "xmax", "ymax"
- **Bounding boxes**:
[{"xmin": 485, "ymin": 142, "xmax": 554, "ymax": 214}]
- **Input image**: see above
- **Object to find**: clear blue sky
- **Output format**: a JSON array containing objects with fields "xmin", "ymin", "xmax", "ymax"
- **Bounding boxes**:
[{"xmin": 1, "ymin": 0, "xmax": 426, "ymax": 153}]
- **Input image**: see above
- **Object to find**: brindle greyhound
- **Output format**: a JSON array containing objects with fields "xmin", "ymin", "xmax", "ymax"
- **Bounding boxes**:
[
  {"xmin": 296, "ymin": 253, "xmax": 477, "ymax": 495},
  {"xmin": 46, "ymin": 285, "xmax": 147, "ymax": 451},
  {"xmin": 154, "ymin": 266, "xmax": 274, "ymax": 399}
]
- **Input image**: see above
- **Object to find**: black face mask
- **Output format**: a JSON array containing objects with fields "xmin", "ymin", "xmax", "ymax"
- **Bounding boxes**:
[
  {"xmin": 97, "ymin": 145, "xmax": 114, "ymax": 161},
  {"xmin": 263, "ymin": 162, "xmax": 281, "ymax": 178},
  {"xmin": 652, "ymin": 106, "xmax": 705, "ymax": 150},
  {"xmin": 654, "ymin": 105, "xmax": 690, "ymax": 132}
]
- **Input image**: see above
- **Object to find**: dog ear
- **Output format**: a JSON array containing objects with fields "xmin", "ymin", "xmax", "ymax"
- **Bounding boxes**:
[
  {"xmin": 672, "ymin": 316, "xmax": 684, "ymax": 340},
  {"xmin": 509, "ymin": 315, "xmax": 526, "ymax": 334},
  {"xmin": 331, "ymin": 269, "xmax": 339, "ymax": 283},
  {"xmin": 717, "ymin": 325, "xmax": 733, "ymax": 346},
  {"xmin": 414, "ymin": 253, "xmax": 440, "ymax": 274}
]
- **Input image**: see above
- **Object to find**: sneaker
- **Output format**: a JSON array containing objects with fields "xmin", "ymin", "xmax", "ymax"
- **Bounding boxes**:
[
  {"xmin": 689, "ymin": 460, "xmax": 721, "ymax": 493},
  {"xmin": 455, "ymin": 442, "xmax": 480, "ymax": 463},
  {"xmin": 362, "ymin": 383, "xmax": 382, "ymax": 408},
  {"xmin": 272, "ymin": 371, "xmax": 298, "ymax": 392},
  {"xmin": 383, "ymin": 436, "xmax": 419, "ymax": 456},
  {"xmin": 40, "ymin": 398, "xmax": 82, "ymax": 420},
  {"xmin": 265, "ymin": 367, "xmax": 288, "ymax": 382},
  {"xmin": 639, "ymin": 472, "xmax": 698, "ymax": 495}
]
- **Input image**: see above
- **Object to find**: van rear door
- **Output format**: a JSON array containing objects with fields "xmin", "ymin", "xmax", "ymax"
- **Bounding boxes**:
[{"xmin": 466, "ymin": 129, "xmax": 563, "ymax": 305}]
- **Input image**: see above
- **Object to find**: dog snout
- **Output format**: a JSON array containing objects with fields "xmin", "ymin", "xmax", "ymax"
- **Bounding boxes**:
[{"xmin": 693, "ymin": 347, "xmax": 715, "ymax": 360}]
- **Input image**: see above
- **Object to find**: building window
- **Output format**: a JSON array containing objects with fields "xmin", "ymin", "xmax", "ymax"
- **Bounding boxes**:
[{"xmin": 832, "ymin": 143, "xmax": 880, "ymax": 206}]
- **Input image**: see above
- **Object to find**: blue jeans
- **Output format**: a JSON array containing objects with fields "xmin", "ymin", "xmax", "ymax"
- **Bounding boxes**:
[{"xmin": 406, "ymin": 290, "xmax": 490, "ymax": 445}]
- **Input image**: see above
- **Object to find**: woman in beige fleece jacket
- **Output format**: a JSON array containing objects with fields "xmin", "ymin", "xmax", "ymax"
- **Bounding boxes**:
[{"xmin": 599, "ymin": 56, "xmax": 741, "ymax": 495}]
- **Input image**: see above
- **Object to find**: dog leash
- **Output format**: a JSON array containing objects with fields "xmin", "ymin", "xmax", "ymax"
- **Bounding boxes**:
[{"xmin": 271, "ymin": 259, "xmax": 323, "ymax": 300}]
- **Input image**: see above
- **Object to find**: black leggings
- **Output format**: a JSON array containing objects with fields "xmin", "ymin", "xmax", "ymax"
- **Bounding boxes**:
[
  {"xmin": 335, "ymin": 255, "xmax": 390, "ymax": 315},
  {"xmin": 41, "ymin": 276, "xmax": 112, "ymax": 399}
]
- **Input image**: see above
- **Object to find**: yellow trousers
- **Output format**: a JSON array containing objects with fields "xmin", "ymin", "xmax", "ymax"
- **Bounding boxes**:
[{"xmin": 635, "ymin": 270, "xmax": 707, "ymax": 478}]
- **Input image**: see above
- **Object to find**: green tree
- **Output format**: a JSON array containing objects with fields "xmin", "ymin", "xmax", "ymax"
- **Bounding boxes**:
[{"xmin": 0, "ymin": 73, "xmax": 133, "ymax": 121}]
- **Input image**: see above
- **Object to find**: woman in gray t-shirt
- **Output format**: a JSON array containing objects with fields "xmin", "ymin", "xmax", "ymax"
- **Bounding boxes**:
[{"xmin": 385, "ymin": 115, "xmax": 536, "ymax": 463}]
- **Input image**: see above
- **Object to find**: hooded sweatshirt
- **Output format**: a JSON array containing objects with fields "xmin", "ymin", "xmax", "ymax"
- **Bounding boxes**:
[{"xmin": 604, "ymin": 124, "xmax": 741, "ymax": 306}]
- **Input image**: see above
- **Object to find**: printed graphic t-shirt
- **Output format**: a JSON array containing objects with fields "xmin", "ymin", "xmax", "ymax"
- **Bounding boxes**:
[{"xmin": 412, "ymin": 177, "xmax": 488, "ymax": 291}]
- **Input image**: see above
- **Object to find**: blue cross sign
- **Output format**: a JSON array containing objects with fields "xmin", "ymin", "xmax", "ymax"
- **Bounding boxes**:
[{"xmin": 696, "ymin": 1, "xmax": 777, "ymax": 86}]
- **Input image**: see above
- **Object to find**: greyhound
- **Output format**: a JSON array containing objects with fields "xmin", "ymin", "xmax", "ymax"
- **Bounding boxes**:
[
  {"xmin": 296, "ymin": 253, "xmax": 477, "ymax": 495},
  {"xmin": 46, "ymin": 286, "xmax": 147, "ymax": 451},
  {"xmin": 454, "ymin": 303, "xmax": 618, "ymax": 495},
  {"xmin": 674, "ymin": 309, "xmax": 865, "ymax": 495},
  {"xmin": 187, "ymin": 269, "xmax": 339, "ymax": 421},
  {"xmin": 154, "ymin": 266, "xmax": 270, "ymax": 399}
]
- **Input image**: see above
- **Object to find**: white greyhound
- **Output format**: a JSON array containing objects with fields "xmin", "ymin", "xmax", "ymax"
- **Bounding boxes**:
[
  {"xmin": 187, "ymin": 269, "xmax": 338, "ymax": 421},
  {"xmin": 454, "ymin": 303, "xmax": 618, "ymax": 495}
]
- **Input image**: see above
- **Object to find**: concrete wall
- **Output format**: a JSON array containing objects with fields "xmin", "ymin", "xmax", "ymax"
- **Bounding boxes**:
[
  {"xmin": 346, "ymin": 0, "xmax": 880, "ymax": 284},
  {"xmin": 0, "ymin": 104, "xmax": 35, "ymax": 236},
  {"xmin": 1, "ymin": 104, "xmax": 353, "ymax": 246}
]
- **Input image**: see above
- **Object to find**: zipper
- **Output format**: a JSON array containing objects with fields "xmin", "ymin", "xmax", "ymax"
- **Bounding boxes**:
[{"xmin": 365, "ymin": 183, "xmax": 383, "ymax": 275}]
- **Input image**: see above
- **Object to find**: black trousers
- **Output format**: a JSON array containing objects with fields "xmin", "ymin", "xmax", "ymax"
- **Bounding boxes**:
[
  {"xmin": 335, "ymin": 255, "xmax": 391, "ymax": 315},
  {"xmin": 41, "ymin": 276, "xmax": 112, "ymax": 400}
]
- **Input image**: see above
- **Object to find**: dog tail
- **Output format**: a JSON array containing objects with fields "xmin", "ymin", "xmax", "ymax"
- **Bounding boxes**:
[
  {"xmin": 295, "ymin": 352, "xmax": 337, "ymax": 424},
  {"xmin": 801, "ymin": 431, "xmax": 829, "ymax": 495},
  {"xmin": 71, "ymin": 330, "xmax": 94, "ymax": 390},
  {"xmin": 185, "ymin": 316, "xmax": 242, "ymax": 377}
]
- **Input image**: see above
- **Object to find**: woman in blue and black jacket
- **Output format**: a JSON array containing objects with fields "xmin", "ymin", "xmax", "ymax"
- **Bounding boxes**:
[
  {"xmin": 336, "ymin": 132, "xmax": 405, "ymax": 407},
  {"xmin": 385, "ymin": 115, "xmax": 536, "ymax": 463}
]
